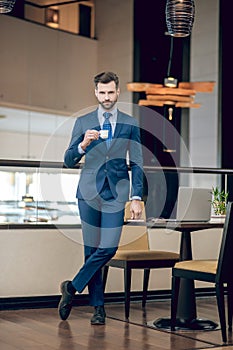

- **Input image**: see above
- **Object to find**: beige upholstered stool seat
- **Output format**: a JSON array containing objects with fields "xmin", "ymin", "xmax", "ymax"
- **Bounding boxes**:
[
  {"xmin": 114, "ymin": 250, "xmax": 179, "ymax": 261},
  {"xmin": 174, "ymin": 259, "xmax": 217, "ymax": 274}
]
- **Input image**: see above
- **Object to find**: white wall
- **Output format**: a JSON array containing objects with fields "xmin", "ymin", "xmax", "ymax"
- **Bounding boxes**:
[
  {"xmin": 0, "ymin": 0, "xmax": 134, "ymax": 161},
  {"xmin": 0, "ymin": 229, "xmax": 84, "ymax": 297},
  {"xmin": 189, "ymin": 0, "xmax": 219, "ymax": 168},
  {"xmin": 95, "ymin": 0, "xmax": 134, "ymax": 104},
  {"xmin": 0, "ymin": 15, "xmax": 97, "ymax": 114},
  {"xmin": 0, "ymin": 130, "xmax": 70, "ymax": 161},
  {"xmin": 0, "ymin": 226, "xmax": 222, "ymax": 297},
  {"xmin": 1, "ymin": 228, "xmax": 176, "ymax": 297}
]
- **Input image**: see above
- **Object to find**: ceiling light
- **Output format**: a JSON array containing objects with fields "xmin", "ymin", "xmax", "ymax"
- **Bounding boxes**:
[
  {"xmin": 0, "ymin": 0, "xmax": 16, "ymax": 13},
  {"xmin": 164, "ymin": 77, "xmax": 178, "ymax": 88},
  {"xmin": 22, "ymin": 195, "xmax": 34, "ymax": 203},
  {"xmin": 45, "ymin": 8, "xmax": 59, "ymax": 29},
  {"xmin": 164, "ymin": 36, "xmax": 178, "ymax": 88},
  {"xmin": 165, "ymin": 0, "xmax": 195, "ymax": 37}
]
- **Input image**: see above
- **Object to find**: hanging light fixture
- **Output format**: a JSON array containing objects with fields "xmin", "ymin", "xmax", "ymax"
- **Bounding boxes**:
[
  {"xmin": 0, "ymin": 0, "xmax": 16, "ymax": 13},
  {"xmin": 165, "ymin": 0, "xmax": 195, "ymax": 37},
  {"xmin": 164, "ymin": 36, "xmax": 178, "ymax": 88}
]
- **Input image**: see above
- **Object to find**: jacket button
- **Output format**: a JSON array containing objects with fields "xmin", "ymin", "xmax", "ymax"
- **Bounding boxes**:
[{"xmin": 104, "ymin": 169, "xmax": 107, "ymax": 173}]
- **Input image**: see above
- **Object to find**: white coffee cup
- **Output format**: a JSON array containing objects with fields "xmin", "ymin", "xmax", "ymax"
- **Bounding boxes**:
[{"xmin": 99, "ymin": 129, "xmax": 109, "ymax": 139}]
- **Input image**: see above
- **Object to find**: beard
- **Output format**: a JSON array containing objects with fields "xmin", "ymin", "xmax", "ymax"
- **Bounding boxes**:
[{"xmin": 99, "ymin": 99, "xmax": 117, "ymax": 110}]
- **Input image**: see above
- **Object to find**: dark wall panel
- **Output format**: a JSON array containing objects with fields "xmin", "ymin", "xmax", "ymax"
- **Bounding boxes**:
[{"xmin": 133, "ymin": 0, "xmax": 189, "ymax": 218}]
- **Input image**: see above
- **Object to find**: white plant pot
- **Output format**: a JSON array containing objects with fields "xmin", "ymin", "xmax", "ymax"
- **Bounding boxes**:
[{"xmin": 210, "ymin": 214, "xmax": 226, "ymax": 223}]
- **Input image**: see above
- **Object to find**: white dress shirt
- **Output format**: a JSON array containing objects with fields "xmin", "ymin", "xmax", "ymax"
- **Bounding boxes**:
[{"xmin": 98, "ymin": 106, "xmax": 117, "ymax": 136}]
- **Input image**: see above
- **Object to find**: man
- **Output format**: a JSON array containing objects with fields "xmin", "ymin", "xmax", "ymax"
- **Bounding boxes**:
[{"xmin": 58, "ymin": 71, "xmax": 143, "ymax": 325}]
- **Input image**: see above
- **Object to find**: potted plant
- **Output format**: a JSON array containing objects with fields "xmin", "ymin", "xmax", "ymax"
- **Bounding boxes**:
[{"xmin": 211, "ymin": 186, "xmax": 229, "ymax": 217}]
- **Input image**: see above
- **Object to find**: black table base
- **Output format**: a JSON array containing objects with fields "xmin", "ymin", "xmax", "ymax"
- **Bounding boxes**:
[{"xmin": 149, "ymin": 317, "xmax": 219, "ymax": 331}]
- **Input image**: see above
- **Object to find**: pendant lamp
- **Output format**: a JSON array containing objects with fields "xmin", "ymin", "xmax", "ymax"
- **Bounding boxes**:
[
  {"xmin": 0, "ymin": 0, "xmax": 16, "ymax": 13},
  {"xmin": 164, "ymin": 36, "xmax": 178, "ymax": 88},
  {"xmin": 166, "ymin": 0, "xmax": 195, "ymax": 37}
]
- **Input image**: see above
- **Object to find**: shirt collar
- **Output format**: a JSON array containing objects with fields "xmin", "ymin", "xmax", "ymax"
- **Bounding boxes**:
[{"xmin": 98, "ymin": 106, "xmax": 118, "ymax": 121}]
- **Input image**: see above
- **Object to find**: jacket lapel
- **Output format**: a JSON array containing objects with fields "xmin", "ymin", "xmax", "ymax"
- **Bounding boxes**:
[{"xmin": 88, "ymin": 109, "xmax": 100, "ymax": 130}]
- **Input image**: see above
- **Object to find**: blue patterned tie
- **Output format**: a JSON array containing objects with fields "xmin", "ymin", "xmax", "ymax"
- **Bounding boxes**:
[{"xmin": 103, "ymin": 112, "xmax": 112, "ymax": 149}]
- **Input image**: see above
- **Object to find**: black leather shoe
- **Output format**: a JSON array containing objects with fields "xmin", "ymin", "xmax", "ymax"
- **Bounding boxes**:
[
  {"xmin": 90, "ymin": 306, "xmax": 106, "ymax": 325},
  {"xmin": 58, "ymin": 280, "xmax": 74, "ymax": 321}
]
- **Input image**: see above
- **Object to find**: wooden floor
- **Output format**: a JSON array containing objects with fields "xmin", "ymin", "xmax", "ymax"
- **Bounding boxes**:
[{"xmin": 1, "ymin": 297, "xmax": 233, "ymax": 350}]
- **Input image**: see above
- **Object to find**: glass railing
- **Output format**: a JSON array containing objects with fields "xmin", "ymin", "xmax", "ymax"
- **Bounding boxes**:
[
  {"xmin": 1, "ymin": 160, "xmax": 233, "ymax": 225},
  {"xmin": 0, "ymin": 159, "xmax": 81, "ymax": 225}
]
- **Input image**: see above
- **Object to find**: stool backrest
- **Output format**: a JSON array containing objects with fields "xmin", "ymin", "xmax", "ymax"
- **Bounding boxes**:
[
  {"xmin": 216, "ymin": 201, "xmax": 233, "ymax": 283},
  {"xmin": 118, "ymin": 201, "xmax": 149, "ymax": 251}
]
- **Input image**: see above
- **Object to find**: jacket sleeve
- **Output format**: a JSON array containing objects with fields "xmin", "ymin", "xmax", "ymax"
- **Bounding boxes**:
[
  {"xmin": 64, "ymin": 118, "xmax": 85, "ymax": 168},
  {"xmin": 128, "ymin": 119, "xmax": 144, "ymax": 199}
]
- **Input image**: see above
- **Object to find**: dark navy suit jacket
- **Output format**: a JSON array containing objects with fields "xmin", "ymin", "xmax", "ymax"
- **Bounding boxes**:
[{"xmin": 64, "ymin": 109, "xmax": 143, "ymax": 202}]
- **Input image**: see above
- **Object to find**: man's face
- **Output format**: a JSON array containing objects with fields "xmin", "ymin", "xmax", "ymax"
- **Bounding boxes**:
[{"xmin": 95, "ymin": 81, "xmax": 120, "ymax": 110}]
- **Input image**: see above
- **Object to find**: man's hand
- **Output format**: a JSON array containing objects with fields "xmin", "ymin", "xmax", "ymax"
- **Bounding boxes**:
[
  {"xmin": 80, "ymin": 129, "xmax": 99, "ymax": 151},
  {"xmin": 130, "ymin": 200, "xmax": 143, "ymax": 220}
]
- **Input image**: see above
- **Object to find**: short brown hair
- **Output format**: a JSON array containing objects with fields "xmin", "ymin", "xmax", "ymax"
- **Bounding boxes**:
[{"xmin": 94, "ymin": 71, "xmax": 119, "ymax": 89}]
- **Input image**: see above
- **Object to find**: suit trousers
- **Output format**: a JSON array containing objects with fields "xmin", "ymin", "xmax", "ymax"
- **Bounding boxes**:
[{"xmin": 72, "ymin": 178, "xmax": 126, "ymax": 306}]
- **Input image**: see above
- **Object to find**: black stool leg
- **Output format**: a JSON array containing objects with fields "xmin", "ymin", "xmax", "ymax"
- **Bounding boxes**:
[
  {"xmin": 102, "ymin": 265, "xmax": 109, "ymax": 291},
  {"xmin": 216, "ymin": 283, "xmax": 227, "ymax": 343},
  {"xmin": 124, "ymin": 266, "xmax": 132, "ymax": 319},
  {"xmin": 142, "ymin": 268, "xmax": 150, "ymax": 308},
  {"xmin": 171, "ymin": 275, "xmax": 180, "ymax": 331}
]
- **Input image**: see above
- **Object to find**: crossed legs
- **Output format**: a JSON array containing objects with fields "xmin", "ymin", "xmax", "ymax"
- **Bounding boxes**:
[{"xmin": 58, "ymin": 195, "xmax": 125, "ymax": 323}]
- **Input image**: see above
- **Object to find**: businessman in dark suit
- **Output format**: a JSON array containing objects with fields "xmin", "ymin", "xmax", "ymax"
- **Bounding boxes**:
[{"xmin": 58, "ymin": 71, "xmax": 143, "ymax": 325}]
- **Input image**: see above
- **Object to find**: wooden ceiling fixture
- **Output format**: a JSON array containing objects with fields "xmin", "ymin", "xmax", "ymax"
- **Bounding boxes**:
[{"xmin": 127, "ymin": 81, "xmax": 216, "ymax": 108}]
